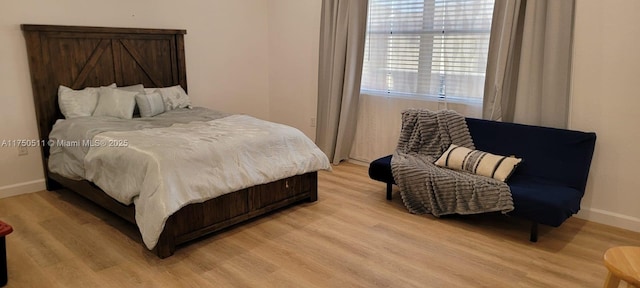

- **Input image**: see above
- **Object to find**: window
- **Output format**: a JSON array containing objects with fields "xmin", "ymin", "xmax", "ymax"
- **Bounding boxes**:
[{"xmin": 361, "ymin": 0, "xmax": 495, "ymax": 102}]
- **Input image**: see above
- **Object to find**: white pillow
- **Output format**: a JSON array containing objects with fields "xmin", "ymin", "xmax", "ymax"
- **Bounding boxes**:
[
  {"xmin": 135, "ymin": 92, "xmax": 165, "ymax": 117},
  {"xmin": 92, "ymin": 87, "xmax": 138, "ymax": 119},
  {"xmin": 58, "ymin": 84, "xmax": 116, "ymax": 118},
  {"xmin": 154, "ymin": 85, "xmax": 191, "ymax": 111},
  {"xmin": 117, "ymin": 84, "xmax": 145, "ymax": 116},
  {"xmin": 435, "ymin": 144, "xmax": 522, "ymax": 182}
]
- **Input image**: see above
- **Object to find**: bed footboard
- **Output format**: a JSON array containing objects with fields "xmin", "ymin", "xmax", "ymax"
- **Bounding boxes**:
[
  {"xmin": 154, "ymin": 172, "xmax": 318, "ymax": 258},
  {"xmin": 50, "ymin": 171, "xmax": 317, "ymax": 258}
]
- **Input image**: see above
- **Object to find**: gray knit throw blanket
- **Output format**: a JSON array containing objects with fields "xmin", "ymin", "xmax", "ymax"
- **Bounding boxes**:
[{"xmin": 391, "ymin": 109, "xmax": 514, "ymax": 217}]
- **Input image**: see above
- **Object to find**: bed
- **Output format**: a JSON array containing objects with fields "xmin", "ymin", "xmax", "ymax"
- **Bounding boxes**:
[{"xmin": 21, "ymin": 24, "xmax": 327, "ymax": 258}]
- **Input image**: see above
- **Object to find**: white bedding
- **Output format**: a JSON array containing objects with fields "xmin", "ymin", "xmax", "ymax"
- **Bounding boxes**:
[
  {"xmin": 48, "ymin": 107, "xmax": 230, "ymax": 180},
  {"xmin": 49, "ymin": 111, "xmax": 330, "ymax": 249}
]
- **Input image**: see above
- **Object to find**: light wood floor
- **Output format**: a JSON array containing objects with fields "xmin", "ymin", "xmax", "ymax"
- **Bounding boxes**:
[{"xmin": 1, "ymin": 163, "xmax": 639, "ymax": 287}]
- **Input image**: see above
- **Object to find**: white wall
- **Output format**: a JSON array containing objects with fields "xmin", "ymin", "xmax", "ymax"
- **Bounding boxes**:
[
  {"xmin": 267, "ymin": 0, "xmax": 322, "ymax": 140},
  {"xmin": 571, "ymin": 0, "xmax": 640, "ymax": 232},
  {"xmin": 0, "ymin": 0, "xmax": 271, "ymax": 197}
]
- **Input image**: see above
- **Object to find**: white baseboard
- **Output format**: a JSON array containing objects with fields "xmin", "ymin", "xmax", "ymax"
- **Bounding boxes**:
[
  {"xmin": 346, "ymin": 158, "xmax": 369, "ymax": 167},
  {"xmin": 0, "ymin": 179, "xmax": 45, "ymax": 199},
  {"xmin": 576, "ymin": 207, "xmax": 640, "ymax": 233}
]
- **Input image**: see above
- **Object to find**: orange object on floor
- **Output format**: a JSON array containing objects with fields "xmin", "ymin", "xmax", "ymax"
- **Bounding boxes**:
[
  {"xmin": 604, "ymin": 246, "xmax": 640, "ymax": 288},
  {"xmin": 0, "ymin": 220, "xmax": 12, "ymax": 287}
]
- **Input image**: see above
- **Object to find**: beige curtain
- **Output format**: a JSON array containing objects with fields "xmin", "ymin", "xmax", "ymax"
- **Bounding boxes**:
[
  {"xmin": 316, "ymin": 0, "xmax": 368, "ymax": 164},
  {"xmin": 483, "ymin": 0, "xmax": 575, "ymax": 128}
]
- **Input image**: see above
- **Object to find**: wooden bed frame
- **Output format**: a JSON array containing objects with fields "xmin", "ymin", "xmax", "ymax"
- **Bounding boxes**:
[{"xmin": 21, "ymin": 24, "xmax": 318, "ymax": 258}]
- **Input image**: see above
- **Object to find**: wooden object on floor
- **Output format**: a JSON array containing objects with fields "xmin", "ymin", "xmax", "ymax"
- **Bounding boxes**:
[
  {"xmin": 21, "ymin": 24, "xmax": 320, "ymax": 258},
  {"xmin": 604, "ymin": 246, "xmax": 640, "ymax": 288},
  {"xmin": 0, "ymin": 221, "xmax": 13, "ymax": 287}
]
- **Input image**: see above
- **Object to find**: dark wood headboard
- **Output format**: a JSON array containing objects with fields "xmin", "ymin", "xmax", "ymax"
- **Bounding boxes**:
[{"xmin": 21, "ymin": 24, "xmax": 187, "ymax": 183}]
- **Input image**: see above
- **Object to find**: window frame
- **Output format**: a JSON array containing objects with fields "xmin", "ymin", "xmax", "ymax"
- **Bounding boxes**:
[{"xmin": 360, "ymin": 0, "xmax": 494, "ymax": 103}]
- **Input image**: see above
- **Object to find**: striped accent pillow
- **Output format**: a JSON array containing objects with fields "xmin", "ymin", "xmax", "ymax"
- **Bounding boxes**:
[{"xmin": 435, "ymin": 144, "xmax": 522, "ymax": 182}]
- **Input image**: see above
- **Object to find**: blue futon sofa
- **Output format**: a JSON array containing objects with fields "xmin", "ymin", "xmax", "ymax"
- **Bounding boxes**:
[{"xmin": 368, "ymin": 118, "xmax": 597, "ymax": 241}]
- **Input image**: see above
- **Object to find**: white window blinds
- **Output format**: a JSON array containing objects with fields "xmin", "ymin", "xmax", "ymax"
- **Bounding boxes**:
[{"xmin": 361, "ymin": 0, "xmax": 495, "ymax": 101}]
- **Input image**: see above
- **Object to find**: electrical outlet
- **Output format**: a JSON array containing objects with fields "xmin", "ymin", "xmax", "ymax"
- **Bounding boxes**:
[
  {"xmin": 18, "ymin": 146, "xmax": 28, "ymax": 156},
  {"xmin": 310, "ymin": 117, "xmax": 316, "ymax": 127}
]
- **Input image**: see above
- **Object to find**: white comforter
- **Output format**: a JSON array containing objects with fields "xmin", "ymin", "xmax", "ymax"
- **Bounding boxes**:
[{"xmin": 55, "ymin": 113, "xmax": 330, "ymax": 249}]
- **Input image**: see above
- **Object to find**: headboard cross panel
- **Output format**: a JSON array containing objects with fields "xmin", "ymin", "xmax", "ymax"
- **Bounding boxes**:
[{"xmin": 72, "ymin": 39, "xmax": 111, "ymax": 89}]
